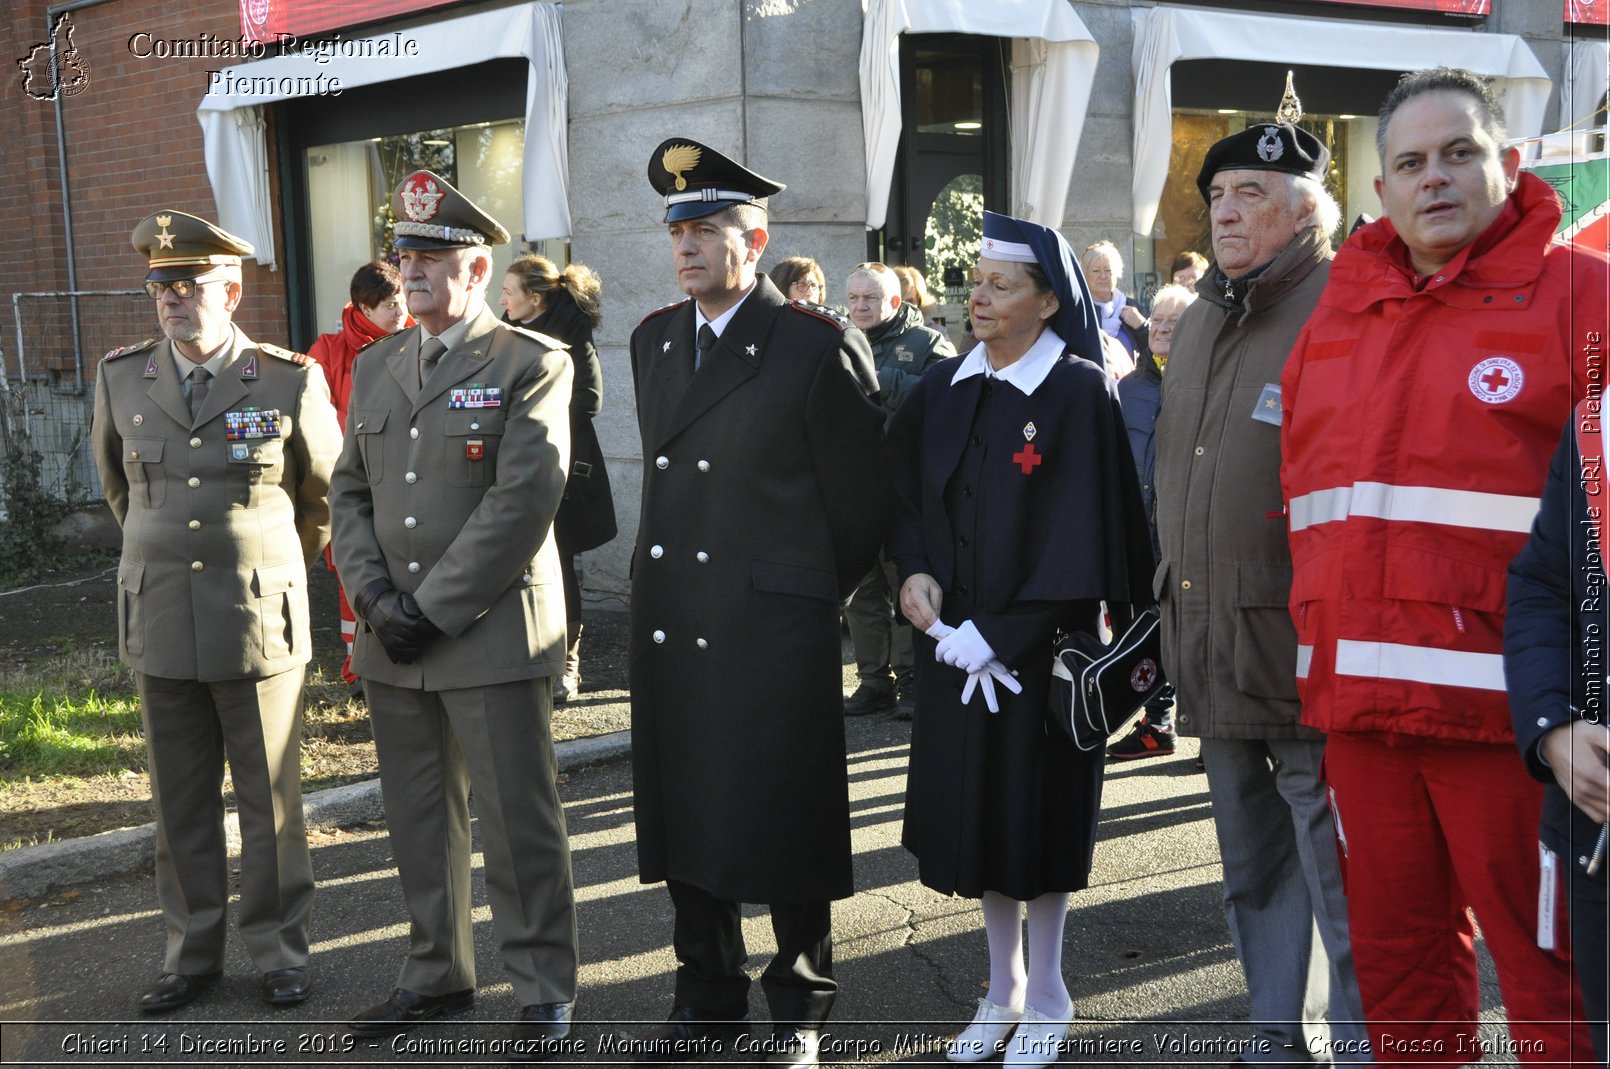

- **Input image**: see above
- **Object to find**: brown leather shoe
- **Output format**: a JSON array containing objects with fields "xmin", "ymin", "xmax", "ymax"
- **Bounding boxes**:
[
  {"xmin": 136, "ymin": 971, "xmax": 221, "ymax": 1014},
  {"xmin": 348, "ymin": 988, "xmax": 475, "ymax": 1034}
]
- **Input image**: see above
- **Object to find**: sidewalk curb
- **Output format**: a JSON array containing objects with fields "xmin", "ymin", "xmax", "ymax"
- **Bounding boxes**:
[{"xmin": 0, "ymin": 730, "xmax": 632, "ymax": 904}]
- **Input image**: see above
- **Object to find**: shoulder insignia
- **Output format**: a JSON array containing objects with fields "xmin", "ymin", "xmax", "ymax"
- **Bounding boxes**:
[
  {"xmin": 258, "ymin": 342, "xmax": 313, "ymax": 366},
  {"xmin": 504, "ymin": 322, "xmax": 571, "ymax": 351},
  {"xmin": 103, "ymin": 339, "xmax": 158, "ymax": 362},
  {"xmin": 788, "ymin": 300, "xmax": 851, "ymax": 331},
  {"xmin": 638, "ymin": 298, "xmax": 689, "ymax": 326}
]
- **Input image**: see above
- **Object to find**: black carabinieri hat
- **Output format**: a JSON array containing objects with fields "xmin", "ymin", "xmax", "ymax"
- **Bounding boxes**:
[
  {"xmin": 1196, "ymin": 123, "xmax": 1330, "ymax": 202},
  {"xmin": 647, "ymin": 138, "xmax": 785, "ymax": 223}
]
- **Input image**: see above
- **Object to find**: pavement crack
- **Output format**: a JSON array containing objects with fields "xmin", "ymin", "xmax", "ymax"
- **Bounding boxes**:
[{"xmin": 860, "ymin": 889, "xmax": 972, "ymax": 1011}]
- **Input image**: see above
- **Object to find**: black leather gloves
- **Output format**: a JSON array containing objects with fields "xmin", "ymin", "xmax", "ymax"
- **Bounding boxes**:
[{"xmin": 352, "ymin": 578, "xmax": 442, "ymax": 664}]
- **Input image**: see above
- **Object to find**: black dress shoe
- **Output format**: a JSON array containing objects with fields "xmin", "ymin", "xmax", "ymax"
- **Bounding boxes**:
[
  {"xmin": 137, "ymin": 971, "xmax": 221, "ymax": 1014},
  {"xmin": 510, "ymin": 1002, "xmax": 574, "ymax": 1062},
  {"xmin": 844, "ymin": 683, "xmax": 895, "ymax": 716},
  {"xmin": 262, "ymin": 967, "xmax": 311, "ymax": 1006},
  {"xmin": 633, "ymin": 1006, "xmax": 749, "ymax": 1061},
  {"xmin": 766, "ymin": 1027, "xmax": 822, "ymax": 1067},
  {"xmin": 348, "ymin": 988, "xmax": 475, "ymax": 1034}
]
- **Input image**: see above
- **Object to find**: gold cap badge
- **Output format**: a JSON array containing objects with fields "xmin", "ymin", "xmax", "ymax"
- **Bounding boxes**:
[{"xmin": 662, "ymin": 144, "xmax": 702, "ymax": 192}]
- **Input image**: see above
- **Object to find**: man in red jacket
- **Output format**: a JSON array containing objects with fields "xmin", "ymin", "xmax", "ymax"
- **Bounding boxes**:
[{"xmin": 1281, "ymin": 67, "xmax": 1605, "ymax": 1065}]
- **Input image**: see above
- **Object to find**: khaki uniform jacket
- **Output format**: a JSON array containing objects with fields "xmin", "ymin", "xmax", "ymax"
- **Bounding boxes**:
[
  {"xmin": 1152, "ymin": 227, "xmax": 1331, "ymax": 740},
  {"xmin": 92, "ymin": 327, "xmax": 341, "ymax": 681},
  {"xmin": 329, "ymin": 304, "xmax": 572, "ymax": 690}
]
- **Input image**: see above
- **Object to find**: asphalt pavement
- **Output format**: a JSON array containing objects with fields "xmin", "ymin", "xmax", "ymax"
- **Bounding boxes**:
[{"xmin": 0, "ymin": 713, "xmax": 1511, "ymax": 1068}]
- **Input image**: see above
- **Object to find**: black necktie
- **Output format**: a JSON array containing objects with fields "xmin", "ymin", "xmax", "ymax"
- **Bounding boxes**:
[
  {"xmin": 696, "ymin": 324, "xmax": 717, "ymax": 372},
  {"xmin": 188, "ymin": 365, "xmax": 211, "ymax": 421}
]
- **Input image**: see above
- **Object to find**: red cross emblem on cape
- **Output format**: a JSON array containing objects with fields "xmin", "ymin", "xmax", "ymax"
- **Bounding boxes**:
[{"xmin": 1012, "ymin": 443, "xmax": 1042, "ymax": 474}]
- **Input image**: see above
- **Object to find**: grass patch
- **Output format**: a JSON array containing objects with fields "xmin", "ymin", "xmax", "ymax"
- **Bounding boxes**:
[{"xmin": 0, "ymin": 690, "xmax": 146, "ymax": 778}]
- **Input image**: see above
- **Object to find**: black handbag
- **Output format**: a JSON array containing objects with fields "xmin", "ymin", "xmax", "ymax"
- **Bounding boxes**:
[{"xmin": 1049, "ymin": 606, "xmax": 1166, "ymax": 751}]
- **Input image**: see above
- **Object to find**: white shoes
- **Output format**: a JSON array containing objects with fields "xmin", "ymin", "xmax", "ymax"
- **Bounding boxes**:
[
  {"xmin": 946, "ymin": 997, "xmax": 1022, "ymax": 1063},
  {"xmin": 1003, "ymin": 996, "xmax": 1074, "ymax": 1068}
]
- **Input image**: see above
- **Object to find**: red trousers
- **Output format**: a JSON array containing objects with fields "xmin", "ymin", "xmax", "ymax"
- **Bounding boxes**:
[
  {"xmin": 1326, "ymin": 733, "xmax": 1593, "ymax": 1066},
  {"xmin": 326, "ymin": 545, "xmax": 358, "ymax": 685}
]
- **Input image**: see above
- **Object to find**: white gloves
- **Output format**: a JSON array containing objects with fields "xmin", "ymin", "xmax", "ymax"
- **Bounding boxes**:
[
  {"xmin": 924, "ymin": 620, "xmax": 1022, "ymax": 713},
  {"xmin": 935, "ymin": 620, "xmax": 994, "ymax": 673}
]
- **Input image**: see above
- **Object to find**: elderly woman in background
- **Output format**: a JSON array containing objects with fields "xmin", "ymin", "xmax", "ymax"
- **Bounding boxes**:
[
  {"xmin": 768, "ymin": 255, "xmax": 826, "ymax": 305},
  {"xmin": 890, "ymin": 211, "xmax": 1152, "ymax": 1068},
  {"xmin": 1082, "ymin": 240, "xmax": 1147, "ymax": 365},
  {"xmin": 500, "ymin": 253, "xmax": 618, "ymax": 703},
  {"xmin": 308, "ymin": 260, "xmax": 410, "ymax": 694},
  {"xmin": 1107, "ymin": 283, "xmax": 1198, "ymax": 762}
]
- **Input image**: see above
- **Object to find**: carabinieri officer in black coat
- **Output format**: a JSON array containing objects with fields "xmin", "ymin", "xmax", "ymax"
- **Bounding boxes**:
[{"xmin": 627, "ymin": 138, "xmax": 888, "ymax": 1068}]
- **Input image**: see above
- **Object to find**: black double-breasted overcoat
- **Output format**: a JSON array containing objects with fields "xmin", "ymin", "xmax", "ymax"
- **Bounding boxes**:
[{"xmin": 628, "ymin": 276, "xmax": 887, "ymax": 904}]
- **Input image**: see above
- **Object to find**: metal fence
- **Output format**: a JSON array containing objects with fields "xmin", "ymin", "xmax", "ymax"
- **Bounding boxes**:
[{"xmin": 1, "ymin": 291, "xmax": 149, "ymax": 512}]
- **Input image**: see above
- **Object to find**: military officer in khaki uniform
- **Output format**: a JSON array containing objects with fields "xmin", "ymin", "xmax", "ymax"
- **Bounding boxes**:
[
  {"xmin": 330, "ymin": 171, "xmax": 578, "ymax": 1058},
  {"xmin": 91, "ymin": 210, "xmax": 342, "ymax": 1013}
]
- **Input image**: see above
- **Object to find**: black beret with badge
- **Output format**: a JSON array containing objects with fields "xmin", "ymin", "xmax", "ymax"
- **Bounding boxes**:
[
  {"xmin": 391, "ymin": 169, "xmax": 511, "ymax": 249},
  {"xmin": 131, "ymin": 210, "xmax": 254, "ymax": 282},
  {"xmin": 1195, "ymin": 122, "xmax": 1330, "ymax": 202},
  {"xmin": 647, "ymin": 138, "xmax": 786, "ymax": 223}
]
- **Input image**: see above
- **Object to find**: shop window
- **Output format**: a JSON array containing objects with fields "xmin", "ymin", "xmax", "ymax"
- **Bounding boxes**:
[
  {"xmin": 305, "ymin": 119, "xmax": 535, "ymax": 333},
  {"xmin": 1150, "ymin": 109, "xmax": 1367, "ymax": 285}
]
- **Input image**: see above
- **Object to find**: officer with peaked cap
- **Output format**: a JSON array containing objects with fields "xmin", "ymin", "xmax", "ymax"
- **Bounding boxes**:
[
  {"xmin": 328, "ymin": 170, "xmax": 579, "ymax": 1058},
  {"xmin": 91, "ymin": 209, "xmax": 342, "ymax": 1013},
  {"xmin": 626, "ymin": 139, "xmax": 888, "ymax": 1068}
]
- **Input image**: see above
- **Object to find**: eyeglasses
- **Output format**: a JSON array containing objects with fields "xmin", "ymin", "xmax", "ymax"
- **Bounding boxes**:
[
  {"xmin": 144, "ymin": 276, "xmax": 225, "ymax": 299},
  {"xmin": 790, "ymin": 278, "xmax": 823, "ymax": 295}
]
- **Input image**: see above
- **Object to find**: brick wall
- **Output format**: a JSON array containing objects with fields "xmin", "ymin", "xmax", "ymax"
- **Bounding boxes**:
[{"xmin": 2, "ymin": 0, "xmax": 289, "ymax": 383}]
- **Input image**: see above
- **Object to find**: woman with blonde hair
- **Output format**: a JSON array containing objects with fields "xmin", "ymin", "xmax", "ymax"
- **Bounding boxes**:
[{"xmin": 501, "ymin": 253, "xmax": 618, "ymax": 702}]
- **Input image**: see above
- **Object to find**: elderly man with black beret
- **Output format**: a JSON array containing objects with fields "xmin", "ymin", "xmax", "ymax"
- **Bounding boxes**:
[
  {"xmin": 1151, "ymin": 123, "xmax": 1368, "ymax": 1061},
  {"xmin": 330, "ymin": 171, "xmax": 578, "ymax": 1059},
  {"xmin": 92, "ymin": 210, "xmax": 342, "ymax": 1014}
]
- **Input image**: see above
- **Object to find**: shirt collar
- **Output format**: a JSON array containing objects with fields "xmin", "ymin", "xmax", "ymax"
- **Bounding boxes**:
[
  {"xmin": 695, "ymin": 282, "xmax": 756, "ymax": 339},
  {"xmin": 950, "ymin": 327, "xmax": 1065, "ymax": 396},
  {"xmin": 170, "ymin": 325, "xmax": 235, "ymax": 382},
  {"xmin": 420, "ymin": 302, "xmax": 479, "ymax": 355}
]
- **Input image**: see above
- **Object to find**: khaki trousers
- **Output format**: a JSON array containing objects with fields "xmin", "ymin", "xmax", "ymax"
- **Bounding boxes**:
[
  {"xmin": 137, "ymin": 668, "xmax": 313, "ymax": 975},
  {"xmin": 366, "ymin": 677, "xmax": 578, "ymax": 1006}
]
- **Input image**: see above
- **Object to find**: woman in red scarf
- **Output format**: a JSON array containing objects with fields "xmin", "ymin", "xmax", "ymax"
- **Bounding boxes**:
[{"xmin": 308, "ymin": 261, "xmax": 410, "ymax": 693}]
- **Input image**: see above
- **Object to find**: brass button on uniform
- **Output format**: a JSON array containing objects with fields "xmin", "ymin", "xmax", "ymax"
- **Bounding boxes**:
[
  {"xmin": 405, "ymin": 472, "xmax": 417, "ymax": 483},
  {"xmin": 404, "ymin": 517, "xmax": 417, "ymax": 528},
  {"xmin": 696, "ymin": 638, "xmax": 709, "ymax": 650},
  {"xmin": 697, "ymin": 460, "xmax": 710, "ymax": 472},
  {"xmin": 188, "ymin": 520, "xmax": 201, "ymax": 530},
  {"xmin": 191, "ymin": 561, "xmax": 204, "ymax": 572},
  {"xmin": 1181, "ymin": 579, "xmax": 1192, "ymax": 590},
  {"xmin": 696, "ymin": 551, "xmax": 709, "ymax": 564},
  {"xmin": 189, "ymin": 437, "xmax": 202, "ymax": 448},
  {"xmin": 130, "ymin": 451, "xmax": 140, "ymax": 460},
  {"xmin": 408, "ymin": 562, "xmax": 421, "ymax": 574},
  {"xmin": 1194, "ymin": 446, "xmax": 1205, "ymax": 456},
  {"xmin": 410, "ymin": 427, "xmax": 419, "ymax": 439},
  {"xmin": 188, "ymin": 476, "xmax": 201, "ymax": 488}
]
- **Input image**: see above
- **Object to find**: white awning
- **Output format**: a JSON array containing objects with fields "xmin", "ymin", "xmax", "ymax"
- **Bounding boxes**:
[
  {"xmin": 1130, "ymin": 5, "xmax": 1552, "ymax": 235},
  {"xmin": 195, "ymin": 2, "xmax": 570, "ymax": 269},
  {"xmin": 858, "ymin": 0, "xmax": 1099, "ymax": 230},
  {"xmin": 1563, "ymin": 38, "xmax": 1609, "ymax": 132}
]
